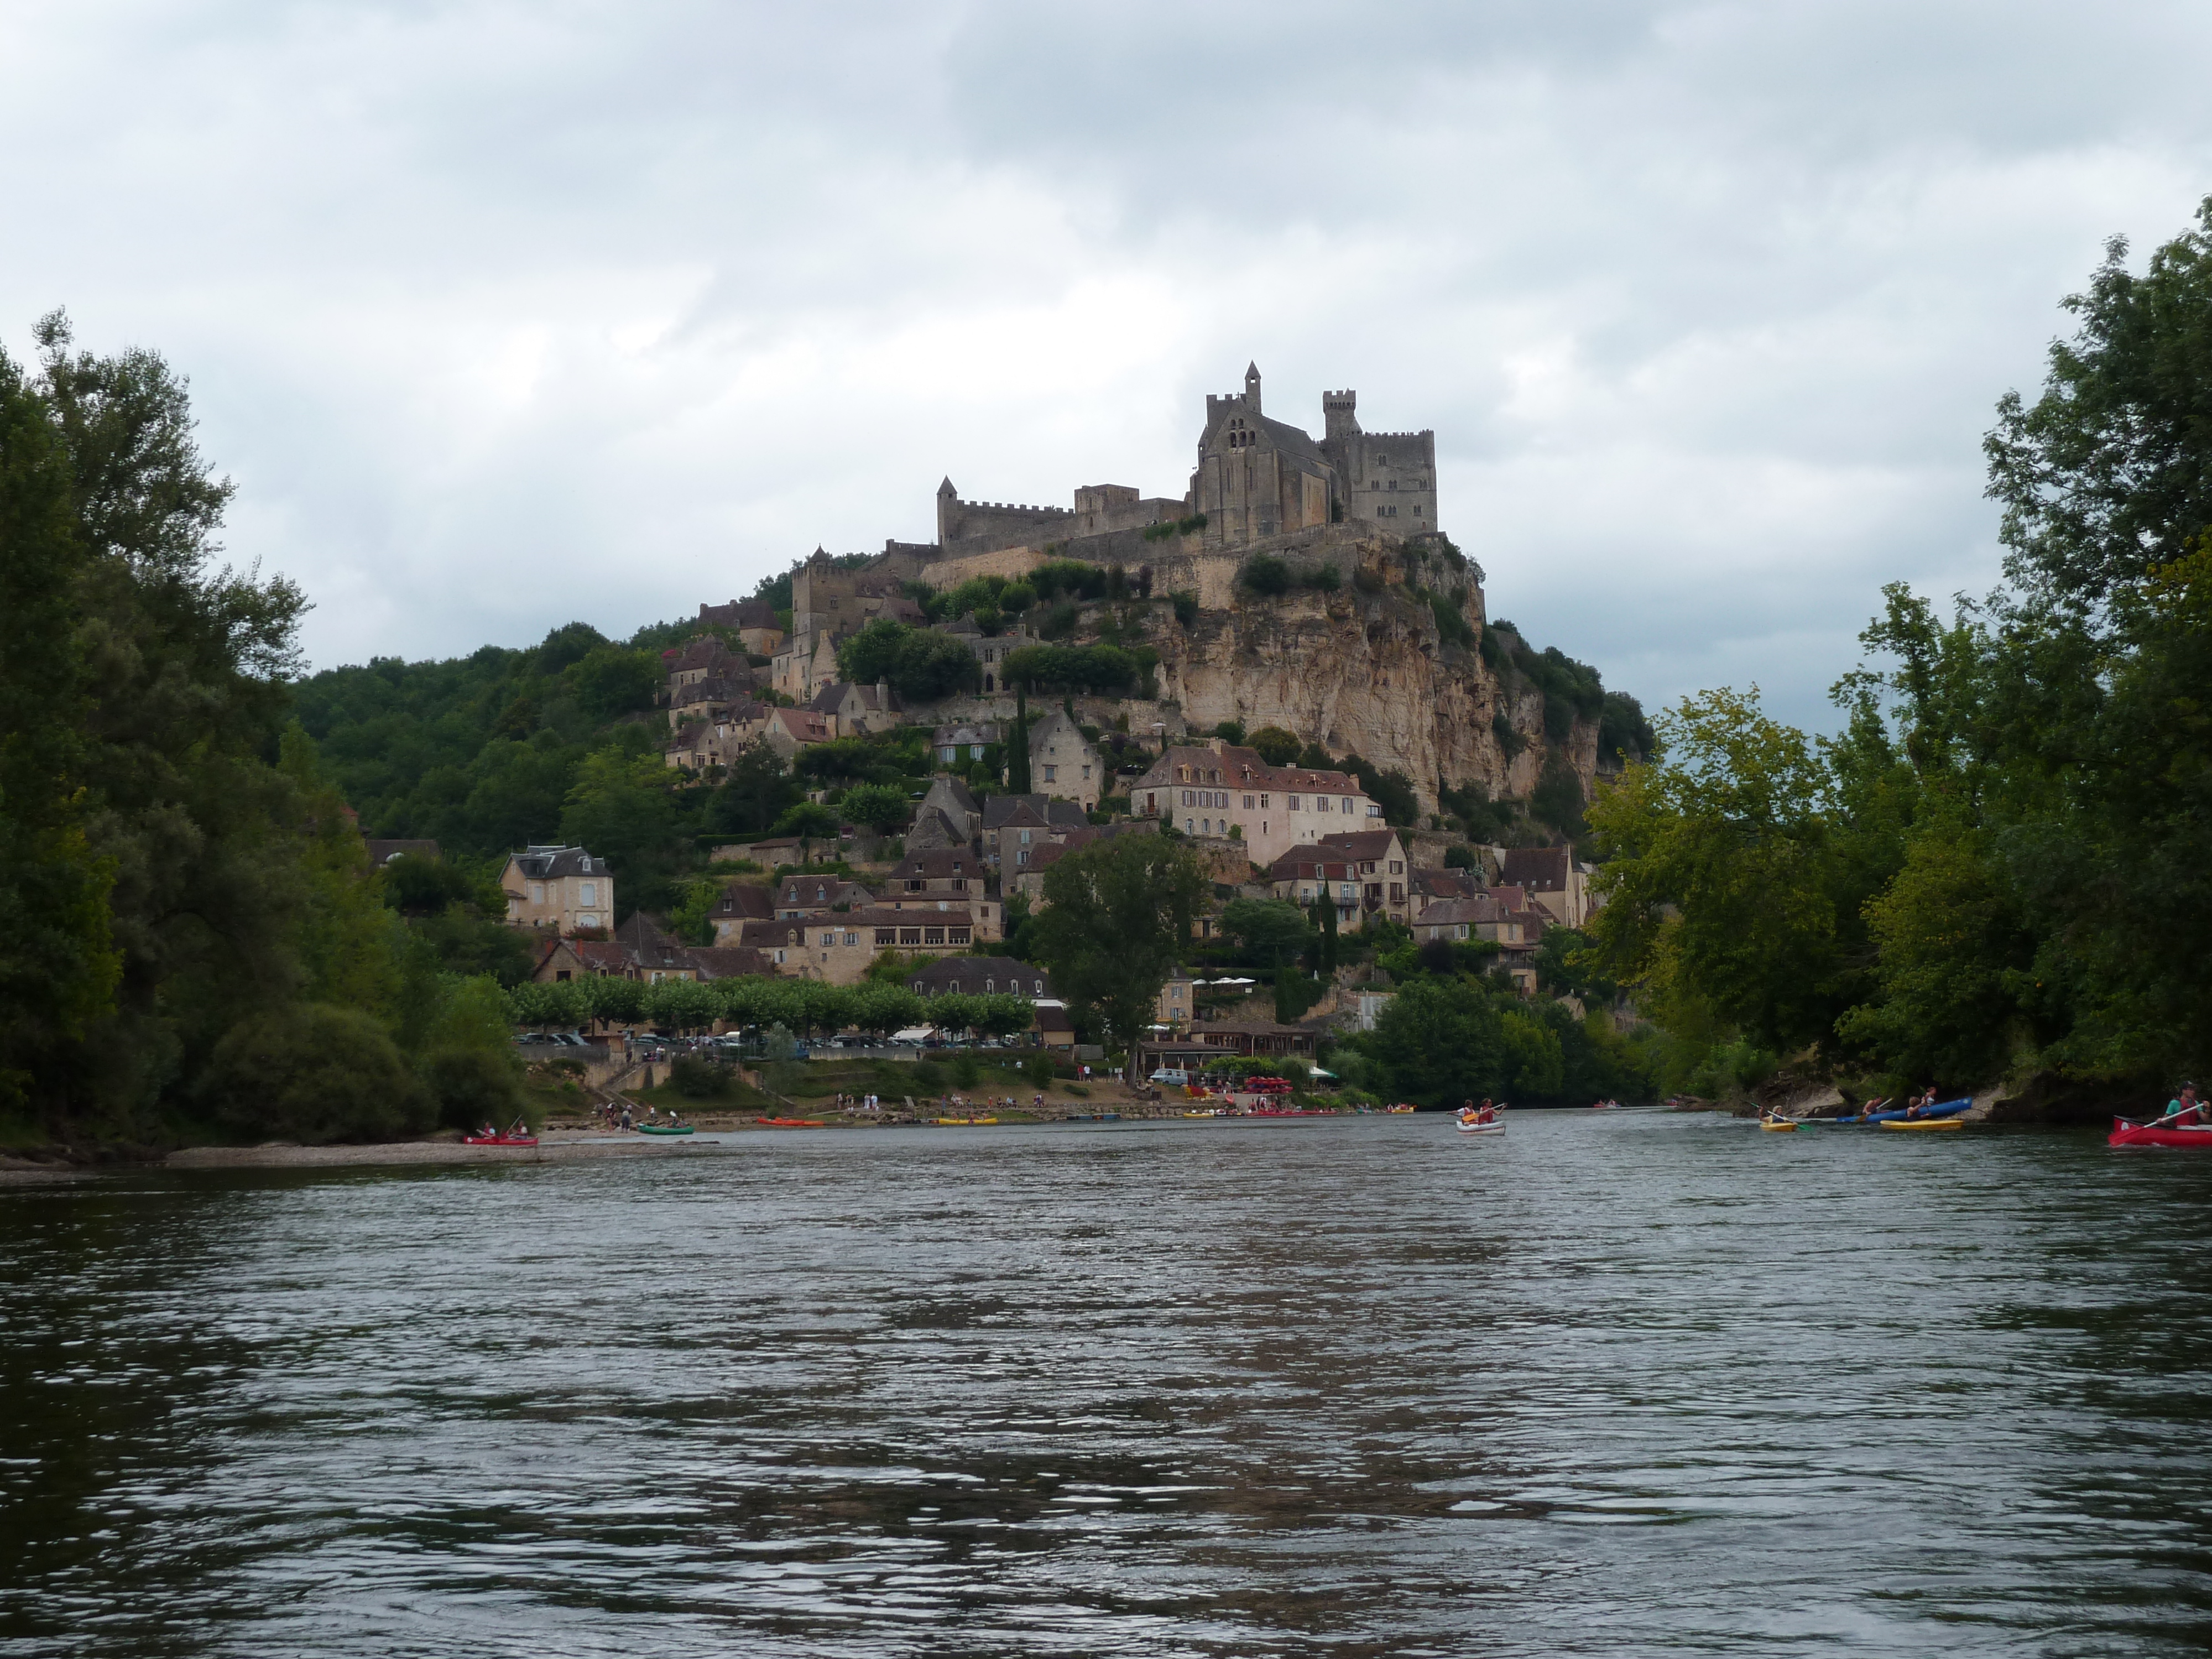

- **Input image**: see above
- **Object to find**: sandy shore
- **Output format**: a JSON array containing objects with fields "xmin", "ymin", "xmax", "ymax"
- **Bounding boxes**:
[{"xmin": 159, "ymin": 1132, "xmax": 719, "ymax": 1170}]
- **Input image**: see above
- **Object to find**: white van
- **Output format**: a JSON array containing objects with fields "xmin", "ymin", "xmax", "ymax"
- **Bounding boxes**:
[{"xmin": 1149, "ymin": 1066, "xmax": 1191, "ymax": 1087}]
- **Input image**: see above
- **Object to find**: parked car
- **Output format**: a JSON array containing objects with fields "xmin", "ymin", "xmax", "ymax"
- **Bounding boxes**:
[{"xmin": 1150, "ymin": 1067, "xmax": 1191, "ymax": 1086}]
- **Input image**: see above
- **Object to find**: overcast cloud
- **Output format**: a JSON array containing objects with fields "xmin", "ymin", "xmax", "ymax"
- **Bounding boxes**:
[{"xmin": 5, "ymin": 1, "xmax": 2210, "ymax": 727}]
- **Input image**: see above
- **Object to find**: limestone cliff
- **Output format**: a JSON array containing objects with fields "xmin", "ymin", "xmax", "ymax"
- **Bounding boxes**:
[
  {"xmin": 896, "ymin": 522, "xmax": 1603, "ymax": 816},
  {"xmin": 1135, "ymin": 534, "xmax": 1594, "ymax": 814},
  {"xmin": 1146, "ymin": 599, "xmax": 1592, "ymax": 814}
]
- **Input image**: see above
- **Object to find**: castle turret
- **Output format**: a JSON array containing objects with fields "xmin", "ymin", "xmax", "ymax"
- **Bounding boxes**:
[
  {"xmin": 1323, "ymin": 389, "xmax": 1359, "ymax": 440},
  {"xmin": 1244, "ymin": 361, "xmax": 1262, "ymax": 415},
  {"xmin": 936, "ymin": 477, "xmax": 958, "ymax": 546}
]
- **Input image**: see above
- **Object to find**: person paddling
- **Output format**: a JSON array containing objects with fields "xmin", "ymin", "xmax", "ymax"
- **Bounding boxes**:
[{"xmin": 2153, "ymin": 1084, "xmax": 2203, "ymax": 1128}]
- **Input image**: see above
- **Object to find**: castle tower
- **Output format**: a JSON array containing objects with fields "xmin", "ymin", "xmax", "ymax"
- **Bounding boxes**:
[
  {"xmin": 936, "ymin": 476, "xmax": 957, "ymax": 547},
  {"xmin": 1322, "ymin": 389, "xmax": 1359, "ymax": 441},
  {"xmin": 1244, "ymin": 361, "xmax": 1262, "ymax": 415}
]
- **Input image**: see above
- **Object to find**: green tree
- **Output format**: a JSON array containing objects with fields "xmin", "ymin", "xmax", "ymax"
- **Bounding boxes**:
[
  {"xmin": 1008, "ymin": 686, "xmax": 1031, "ymax": 792},
  {"xmin": 1584, "ymin": 687, "xmax": 1872, "ymax": 1058},
  {"xmin": 773, "ymin": 801, "xmax": 841, "ymax": 867},
  {"xmin": 709, "ymin": 745, "xmax": 800, "ymax": 838},
  {"xmin": 1035, "ymin": 836, "xmax": 1211, "ymax": 1070},
  {"xmin": 0, "ymin": 341, "xmax": 118, "ymax": 1114},
  {"xmin": 839, "ymin": 782, "xmax": 910, "ymax": 834},
  {"xmin": 201, "ymin": 1004, "xmax": 432, "ymax": 1144},
  {"xmin": 667, "ymin": 876, "xmax": 721, "ymax": 945},
  {"xmin": 560, "ymin": 745, "xmax": 685, "ymax": 912},
  {"xmin": 1529, "ymin": 751, "xmax": 1587, "ymax": 839},
  {"xmin": 562, "ymin": 644, "xmax": 660, "ymax": 720},
  {"xmin": 31, "ymin": 311, "xmax": 312, "ymax": 1131},
  {"xmin": 836, "ymin": 619, "xmax": 978, "ymax": 701},
  {"xmin": 1987, "ymin": 198, "xmax": 2212, "ymax": 609},
  {"xmin": 1220, "ymin": 897, "xmax": 1313, "ymax": 966},
  {"xmin": 1360, "ymin": 978, "xmax": 1509, "ymax": 1107}
]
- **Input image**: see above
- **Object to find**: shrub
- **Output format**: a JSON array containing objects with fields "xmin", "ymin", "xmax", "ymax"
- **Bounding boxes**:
[
  {"xmin": 1444, "ymin": 843, "xmax": 1480, "ymax": 869},
  {"xmin": 422, "ymin": 1045, "xmax": 530, "ymax": 1130},
  {"xmin": 1213, "ymin": 720, "xmax": 1246, "ymax": 744},
  {"xmin": 1248, "ymin": 726, "xmax": 1302, "ymax": 766},
  {"xmin": 202, "ymin": 1005, "xmax": 432, "ymax": 1144},
  {"xmin": 1299, "ymin": 565, "xmax": 1341, "ymax": 593},
  {"xmin": 1241, "ymin": 555, "xmax": 1291, "ymax": 596},
  {"xmin": 669, "ymin": 1053, "xmax": 729, "ymax": 1098},
  {"xmin": 1171, "ymin": 591, "xmax": 1199, "ymax": 628},
  {"xmin": 951, "ymin": 1052, "xmax": 983, "ymax": 1088}
]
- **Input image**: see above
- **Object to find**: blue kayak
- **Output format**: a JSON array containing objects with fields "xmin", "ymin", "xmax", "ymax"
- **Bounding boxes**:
[{"xmin": 1834, "ymin": 1096, "xmax": 1973, "ymax": 1126}]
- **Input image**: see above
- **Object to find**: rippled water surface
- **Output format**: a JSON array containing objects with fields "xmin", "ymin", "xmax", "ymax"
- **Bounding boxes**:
[{"xmin": 6, "ymin": 1113, "xmax": 2212, "ymax": 1656}]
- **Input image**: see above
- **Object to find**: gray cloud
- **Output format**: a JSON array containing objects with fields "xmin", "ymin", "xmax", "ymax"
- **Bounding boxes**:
[{"xmin": 5, "ymin": 1, "xmax": 2209, "ymax": 727}]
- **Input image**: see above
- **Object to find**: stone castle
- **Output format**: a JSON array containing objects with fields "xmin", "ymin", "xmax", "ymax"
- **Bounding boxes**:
[
  {"xmin": 711, "ymin": 365, "xmax": 1604, "ymax": 816},
  {"xmin": 926, "ymin": 363, "xmax": 1438, "ymax": 562}
]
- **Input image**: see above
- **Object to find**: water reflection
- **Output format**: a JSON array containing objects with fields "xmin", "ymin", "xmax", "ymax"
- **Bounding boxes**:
[{"xmin": 4, "ymin": 1115, "xmax": 2211, "ymax": 1655}]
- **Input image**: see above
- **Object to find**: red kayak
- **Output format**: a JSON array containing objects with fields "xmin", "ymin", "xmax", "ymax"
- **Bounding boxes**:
[
  {"xmin": 2109, "ymin": 1118, "xmax": 2212, "ymax": 1149},
  {"xmin": 463, "ymin": 1134, "xmax": 538, "ymax": 1146}
]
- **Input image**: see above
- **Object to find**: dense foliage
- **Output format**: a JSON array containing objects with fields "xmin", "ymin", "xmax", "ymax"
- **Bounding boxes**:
[
  {"xmin": 1589, "ymin": 201, "xmax": 2212, "ymax": 1098},
  {"xmin": 1033, "ymin": 835, "xmax": 1211, "ymax": 1057},
  {"xmin": 505, "ymin": 973, "xmax": 1030, "ymax": 1044},
  {"xmin": 0, "ymin": 317, "xmax": 525, "ymax": 1147}
]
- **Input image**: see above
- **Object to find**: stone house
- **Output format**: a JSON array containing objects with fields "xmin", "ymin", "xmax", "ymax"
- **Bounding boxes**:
[
  {"xmin": 757, "ymin": 706, "xmax": 838, "ymax": 760},
  {"xmin": 695, "ymin": 598, "xmax": 784, "ymax": 655},
  {"xmin": 772, "ymin": 874, "xmax": 874, "ymax": 919},
  {"xmin": 708, "ymin": 836, "xmax": 803, "ymax": 869},
  {"xmin": 806, "ymin": 681, "xmax": 900, "ymax": 735},
  {"xmin": 1266, "ymin": 853, "xmax": 1361, "ymax": 929},
  {"xmin": 907, "ymin": 956, "xmax": 1053, "ymax": 1000},
  {"xmin": 1313, "ymin": 829, "xmax": 1411, "ymax": 926},
  {"xmin": 1410, "ymin": 867, "xmax": 1481, "ymax": 916},
  {"xmin": 531, "ymin": 936, "xmax": 632, "ymax": 983},
  {"xmin": 707, "ymin": 882, "xmax": 778, "ymax": 944},
  {"xmin": 884, "ymin": 848, "xmax": 982, "ymax": 896},
  {"xmin": 1024, "ymin": 707, "xmax": 1104, "ymax": 811},
  {"xmin": 932, "ymin": 720, "xmax": 1000, "ymax": 766},
  {"xmin": 1130, "ymin": 740, "xmax": 1378, "ymax": 868},
  {"xmin": 875, "ymin": 890, "xmax": 1001, "ymax": 940},
  {"xmin": 735, "ymin": 904, "xmax": 990, "ymax": 984},
  {"xmin": 1415, "ymin": 893, "xmax": 1543, "ymax": 994},
  {"xmin": 1156, "ymin": 968, "xmax": 1194, "ymax": 1031},
  {"xmin": 1499, "ymin": 846, "xmax": 1594, "ymax": 930},
  {"xmin": 664, "ymin": 701, "xmax": 769, "ymax": 771},
  {"xmin": 502, "ymin": 846, "xmax": 613, "ymax": 936},
  {"xmin": 907, "ymin": 775, "xmax": 983, "ymax": 853},
  {"xmin": 988, "ymin": 799, "xmax": 1053, "ymax": 875}
]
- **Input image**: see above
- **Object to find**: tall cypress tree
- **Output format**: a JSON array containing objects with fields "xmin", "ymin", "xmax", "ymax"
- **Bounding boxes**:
[{"xmin": 1008, "ymin": 684, "xmax": 1031, "ymax": 793}]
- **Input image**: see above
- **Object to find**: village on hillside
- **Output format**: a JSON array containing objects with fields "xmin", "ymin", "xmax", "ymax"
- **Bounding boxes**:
[{"xmin": 414, "ymin": 369, "xmax": 1616, "ymax": 1080}]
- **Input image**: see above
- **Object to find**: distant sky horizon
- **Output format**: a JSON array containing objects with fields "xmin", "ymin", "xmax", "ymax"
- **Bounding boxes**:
[{"xmin": 6, "ymin": 2, "xmax": 2211, "ymax": 729}]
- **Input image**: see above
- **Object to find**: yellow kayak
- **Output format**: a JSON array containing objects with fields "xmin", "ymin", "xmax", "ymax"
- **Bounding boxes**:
[
  {"xmin": 933, "ymin": 1116, "xmax": 998, "ymax": 1126},
  {"xmin": 1760, "ymin": 1118, "xmax": 1797, "ymax": 1131},
  {"xmin": 1881, "ymin": 1118, "xmax": 1963, "ymax": 1132}
]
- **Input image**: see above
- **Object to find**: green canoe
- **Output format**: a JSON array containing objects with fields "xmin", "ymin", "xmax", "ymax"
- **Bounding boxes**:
[{"xmin": 636, "ymin": 1123, "xmax": 695, "ymax": 1136}]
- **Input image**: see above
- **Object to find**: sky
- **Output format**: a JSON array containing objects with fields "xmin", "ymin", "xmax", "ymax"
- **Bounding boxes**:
[{"xmin": 5, "ymin": 1, "xmax": 2211, "ymax": 729}]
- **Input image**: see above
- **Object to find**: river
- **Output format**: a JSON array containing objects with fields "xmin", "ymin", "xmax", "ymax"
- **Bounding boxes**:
[{"xmin": 3, "ymin": 1112, "xmax": 2209, "ymax": 1656}]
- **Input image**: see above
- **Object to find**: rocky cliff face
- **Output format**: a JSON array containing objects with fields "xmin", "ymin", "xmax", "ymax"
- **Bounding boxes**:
[{"xmin": 1140, "ymin": 540, "xmax": 1594, "ymax": 813}]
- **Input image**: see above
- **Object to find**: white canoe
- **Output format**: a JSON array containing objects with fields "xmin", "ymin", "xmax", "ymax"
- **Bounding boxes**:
[{"xmin": 1454, "ymin": 1118, "xmax": 1505, "ymax": 1134}]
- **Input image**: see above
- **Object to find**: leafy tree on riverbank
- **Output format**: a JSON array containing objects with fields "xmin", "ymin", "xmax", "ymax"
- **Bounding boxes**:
[
  {"xmin": 1588, "ymin": 199, "xmax": 2212, "ymax": 1097},
  {"xmin": 1032, "ymin": 835, "xmax": 1210, "ymax": 1064}
]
